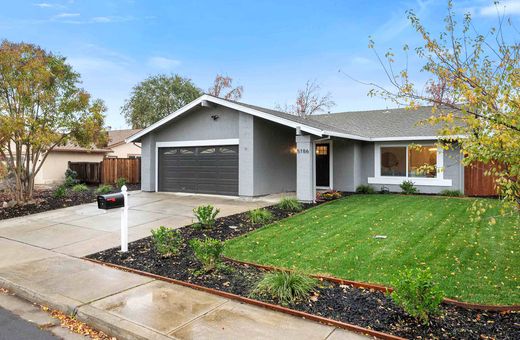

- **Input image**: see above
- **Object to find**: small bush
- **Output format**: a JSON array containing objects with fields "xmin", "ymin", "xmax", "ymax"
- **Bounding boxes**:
[
  {"xmin": 248, "ymin": 208, "xmax": 273, "ymax": 224},
  {"xmin": 71, "ymin": 183, "xmax": 89, "ymax": 192},
  {"xmin": 400, "ymin": 180, "xmax": 418, "ymax": 195},
  {"xmin": 95, "ymin": 184, "xmax": 113, "ymax": 194},
  {"xmin": 116, "ymin": 177, "xmax": 127, "ymax": 188},
  {"xmin": 193, "ymin": 205, "xmax": 220, "ymax": 229},
  {"xmin": 379, "ymin": 185, "xmax": 390, "ymax": 194},
  {"xmin": 151, "ymin": 226, "xmax": 182, "ymax": 256},
  {"xmin": 277, "ymin": 197, "xmax": 303, "ymax": 212},
  {"xmin": 64, "ymin": 169, "xmax": 79, "ymax": 187},
  {"xmin": 391, "ymin": 267, "xmax": 444, "ymax": 324},
  {"xmin": 189, "ymin": 237, "xmax": 224, "ymax": 273},
  {"xmin": 356, "ymin": 185, "xmax": 375, "ymax": 194},
  {"xmin": 53, "ymin": 185, "xmax": 67, "ymax": 198},
  {"xmin": 253, "ymin": 271, "xmax": 317, "ymax": 305},
  {"xmin": 440, "ymin": 189, "xmax": 463, "ymax": 197},
  {"xmin": 316, "ymin": 190, "xmax": 342, "ymax": 201}
]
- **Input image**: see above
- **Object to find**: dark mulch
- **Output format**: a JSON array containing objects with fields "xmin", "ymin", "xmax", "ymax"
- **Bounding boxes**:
[
  {"xmin": 88, "ymin": 199, "xmax": 519, "ymax": 340},
  {"xmin": 0, "ymin": 184, "xmax": 140, "ymax": 220}
]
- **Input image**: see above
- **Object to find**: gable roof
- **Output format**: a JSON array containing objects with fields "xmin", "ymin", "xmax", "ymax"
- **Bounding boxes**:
[
  {"xmin": 126, "ymin": 94, "xmax": 450, "ymax": 143},
  {"xmin": 108, "ymin": 129, "xmax": 142, "ymax": 147}
]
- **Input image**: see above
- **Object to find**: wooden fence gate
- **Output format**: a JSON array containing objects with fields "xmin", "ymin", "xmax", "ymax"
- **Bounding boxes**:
[
  {"xmin": 68, "ymin": 158, "xmax": 141, "ymax": 185},
  {"xmin": 464, "ymin": 161, "xmax": 499, "ymax": 197}
]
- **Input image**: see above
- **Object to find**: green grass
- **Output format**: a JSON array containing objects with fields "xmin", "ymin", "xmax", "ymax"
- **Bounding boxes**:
[{"xmin": 225, "ymin": 195, "xmax": 519, "ymax": 305}]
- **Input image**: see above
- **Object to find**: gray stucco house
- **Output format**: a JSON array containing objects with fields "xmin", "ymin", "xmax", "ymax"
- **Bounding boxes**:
[{"xmin": 127, "ymin": 94, "xmax": 464, "ymax": 202}]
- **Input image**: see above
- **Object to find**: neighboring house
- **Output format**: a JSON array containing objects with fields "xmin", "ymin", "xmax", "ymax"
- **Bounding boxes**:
[
  {"xmin": 127, "ymin": 94, "xmax": 464, "ymax": 202},
  {"xmin": 106, "ymin": 129, "xmax": 142, "ymax": 158},
  {"xmin": 34, "ymin": 144, "xmax": 110, "ymax": 185}
]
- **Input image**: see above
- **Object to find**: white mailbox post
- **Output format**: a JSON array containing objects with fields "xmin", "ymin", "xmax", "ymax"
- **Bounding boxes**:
[{"xmin": 120, "ymin": 185, "xmax": 128, "ymax": 252}]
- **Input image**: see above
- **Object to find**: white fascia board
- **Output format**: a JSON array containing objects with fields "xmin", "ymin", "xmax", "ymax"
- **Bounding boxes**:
[
  {"xmin": 324, "ymin": 130, "xmax": 371, "ymax": 141},
  {"xmin": 370, "ymin": 135, "xmax": 464, "ymax": 141},
  {"xmin": 205, "ymin": 95, "xmax": 323, "ymax": 136},
  {"xmin": 127, "ymin": 95, "xmax": 324, "ymax": 143},
  {"xmin": 126, "ymin": 97, "xmax": 204, "ymax": 143}
]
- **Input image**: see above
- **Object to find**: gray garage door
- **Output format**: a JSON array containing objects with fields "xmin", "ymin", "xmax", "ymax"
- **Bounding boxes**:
[{"xmin": 158, "ymin": 145, "xmax": 239, "ymax": 195}]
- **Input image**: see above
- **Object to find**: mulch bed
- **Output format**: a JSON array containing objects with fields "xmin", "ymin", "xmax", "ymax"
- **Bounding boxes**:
[
  {"xmin": 0, "ymin": 184, "xmax": 141, "ymax": 220},
  {"xmin": 87, "ymin": 199, "xmax": 519, "ymax": 339}
]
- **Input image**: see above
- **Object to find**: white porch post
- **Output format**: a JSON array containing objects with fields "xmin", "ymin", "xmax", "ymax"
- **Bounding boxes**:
[{"xmin": 296, "ymin": 134, "xmax": 315, "ymax": 202}]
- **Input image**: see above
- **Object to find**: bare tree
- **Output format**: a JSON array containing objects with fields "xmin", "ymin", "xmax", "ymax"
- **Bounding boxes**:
[
  {"xmin": 208, "ymin": 74, "xmax": 243, "ymax": 100},
  {"xmin": 281, "ymin": 80, "xmax": 335, "ymax": 117}
]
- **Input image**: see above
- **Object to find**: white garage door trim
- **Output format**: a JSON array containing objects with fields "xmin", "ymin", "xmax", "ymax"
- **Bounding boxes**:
[{"xmin": 155, "ymin": 138, "xmax": 239, "ymax": 192}]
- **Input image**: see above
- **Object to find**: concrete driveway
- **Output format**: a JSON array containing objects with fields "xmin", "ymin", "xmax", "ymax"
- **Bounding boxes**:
[{"xmin": 0, "ymin": 191, "xmax": 271, "ymax": 258}]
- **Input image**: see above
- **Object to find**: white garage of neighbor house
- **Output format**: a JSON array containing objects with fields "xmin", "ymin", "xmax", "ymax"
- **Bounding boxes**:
[{"xmin": 127, "ymin": 94, "xmax": 465, "ymax": 202}]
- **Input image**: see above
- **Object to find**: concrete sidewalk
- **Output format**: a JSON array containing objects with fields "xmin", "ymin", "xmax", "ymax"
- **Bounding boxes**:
[{"xmin": 0, "ymin": 192, "xmax": 366, "ymax": 339}]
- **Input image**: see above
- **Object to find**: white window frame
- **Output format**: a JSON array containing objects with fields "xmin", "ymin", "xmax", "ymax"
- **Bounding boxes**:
[{"xmin": 368, "ymin": 142, "xmax": 452, "ymax": 187}]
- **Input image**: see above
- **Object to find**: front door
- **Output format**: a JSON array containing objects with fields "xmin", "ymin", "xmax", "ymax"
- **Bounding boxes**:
[{"xmin": 315, "ymin": 143, "xmax": 330, "ymax": 187}]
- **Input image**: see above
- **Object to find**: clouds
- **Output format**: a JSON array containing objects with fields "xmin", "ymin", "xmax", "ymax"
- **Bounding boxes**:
[
  {"xmin": 478, "ymin": 0, "xmax": 520, "ymax": 17},
  {"xmin": 147, "ymin": 56, "xmax": 181, "ymax": 70}
]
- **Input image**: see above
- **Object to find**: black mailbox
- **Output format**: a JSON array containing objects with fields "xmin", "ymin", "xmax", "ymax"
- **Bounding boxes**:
[{"xmin": 97, "ymin": 193, "xmax": 125, "ymax": 210}]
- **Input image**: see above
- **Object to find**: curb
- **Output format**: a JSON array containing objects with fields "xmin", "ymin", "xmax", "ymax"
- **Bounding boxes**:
[
  {"xmin": 0, "ymin": 275, "xmax": 172, "ymax": 340},
  {"xmin": 85, "ymin": 258, "xmax": 405, "ymax": 340},
  {"xmin": 224, "ymin": 257, "xmax": 520, "ymax": 312}
]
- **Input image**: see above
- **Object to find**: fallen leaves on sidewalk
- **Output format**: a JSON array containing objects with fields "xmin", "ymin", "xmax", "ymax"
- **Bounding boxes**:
[{"xmin": 40, "ymin": 305, "xmax": 116, "ymax": 340}]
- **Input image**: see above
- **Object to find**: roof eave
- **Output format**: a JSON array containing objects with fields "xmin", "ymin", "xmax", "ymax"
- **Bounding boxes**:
[{"xmin": 126, "ymin": 95, "xmax": 325, "ymax": 143}]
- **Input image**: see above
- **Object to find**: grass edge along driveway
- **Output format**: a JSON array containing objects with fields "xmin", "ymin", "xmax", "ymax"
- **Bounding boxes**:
[{"xmin": 224, "ymin": 194, "xmax": 519, "ymax": 305}]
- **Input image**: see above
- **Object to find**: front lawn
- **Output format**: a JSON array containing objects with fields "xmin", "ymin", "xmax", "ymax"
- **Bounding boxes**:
[{"xmin": 224, "ymin": 194, "xmax": 519, "ymax": 305}]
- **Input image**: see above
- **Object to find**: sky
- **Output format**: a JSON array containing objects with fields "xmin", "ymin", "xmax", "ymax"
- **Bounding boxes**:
[{"xmin": 1, "ymin": 0, "xmax": 519, "ymax": 129}]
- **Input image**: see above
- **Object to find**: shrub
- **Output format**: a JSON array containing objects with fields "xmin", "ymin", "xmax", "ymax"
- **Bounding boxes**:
[
  {"xmin": 151, "ymin": 226, "xmax": 182, "ymax": 256},
  {"xmin": 95, "ymin": 184, "xmax": 113, "ymax": 194},
  {"xmin": 116, "ymin": 177, "xmax": 127, "ymax": 188},
  {"xmin": 189, "ymin": 237, "xmax": 224, "ymax": 273},
  {"xmin": 440, "ymin": 189, "xmax": 463, "ymax": 197},
  {"xmin": 253, "ymin": 271, "xmax": 317, "ymax": 305},
  {"xmin": 316, "ymin": 190, "xmax": 343, "ymax": 201},
  {"xmin": 379, "ymin": 185, "xmax": 390, "ymax": 194},
  {"xmin": 391, "ymin": 267, "xmax": 444, "ymax": 324},
  {"xmin": 193, "ymin": 205, "xmax": 220, "ymax": 229},
  {"xmin": 71, "ymin": 183, "xmax": 89, "ymax": 192},
  {"xmin": 248, "ymin": 208, "xmax": 273, "ymax": 224},
  {"xmin": 277, "ymin": 197, "xmax": 303, "ymax": 212},
  {"xmin": 356, "ymin": 185, "xmax": 375, "ymax": 194},
  {"xmin": 400, "ymin": 180, "xmax": 418, "ymax": 195},
  {"xmin": 53, "ymin": 185, "xmax": 67, "ymax": 198},
  {"xmin": 64, "ymin": 169, "xmax": 79, "ymax": 187}
]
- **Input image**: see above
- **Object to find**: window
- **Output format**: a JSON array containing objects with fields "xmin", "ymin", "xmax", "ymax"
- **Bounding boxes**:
[
  {"xmin": 409, "ymin": 146, "xmax": 437, "ymax": 178},
  {"xmin": 379, "ymin": 145, "xmax": 437, "ymax": 178},
  {"xmin": 381, "ymin": 147, "xmax": 406, "ymax": 176},
  {"xmin": 315, "ymin": 145, "xmax": 328, "ymax": 155},
  {"xmin": 200, "ymin": 147, "xmax": 215, "ymax": 154},
  {"xmin": 219, "ymin": 147, "xmax": 237, "ymax": 154}
]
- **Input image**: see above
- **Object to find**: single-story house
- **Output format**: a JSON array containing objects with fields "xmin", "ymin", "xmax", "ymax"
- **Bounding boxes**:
[
  {"xmin": 34, "ymin": 144, "xmax": 110, "ymax": 185},
  {"xmin": 106, "ymin": 129, "xmax": 142, "ymax": 159},
  {"xmin": 127, "ymin": 94, "xmax": 464, "ymax": 202}
]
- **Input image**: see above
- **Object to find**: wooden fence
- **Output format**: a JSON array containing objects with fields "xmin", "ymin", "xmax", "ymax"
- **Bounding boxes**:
[
  {"xmin": 464, "ymin": 161, "xmax": 499, "ymax": 197},
  {"xmin": 68, "ymin": 158, "xmax": 141, "ymax": 185}
]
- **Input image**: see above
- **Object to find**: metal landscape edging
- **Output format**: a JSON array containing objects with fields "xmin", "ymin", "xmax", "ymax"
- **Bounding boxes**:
[
  {"xmin": 83, "ymin": 257, "xmax": 405, "ymax": 340},
  {"xmin": 224, "ymin": 257, "xmax": 520, "ymax": 312}
]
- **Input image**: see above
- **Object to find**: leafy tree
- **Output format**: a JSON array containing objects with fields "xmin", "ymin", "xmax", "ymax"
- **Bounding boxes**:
[
  {"xmin": 278, "ymin": 80, "xmax": 335, "ymax": 117},
  {"xmin": 367, "ymin": 1, "xmax": 519, "ymax": 212},
  {"xmin": 207, "ymin": 74, "xmax": 243, "ymax": 100},
  {"xmin": 0, "ymin": 40, "xmax": 107, "ymax": 203},
  {"xmin": 122, "ymin": 74, "xmax": 202, "ymax": 128}
]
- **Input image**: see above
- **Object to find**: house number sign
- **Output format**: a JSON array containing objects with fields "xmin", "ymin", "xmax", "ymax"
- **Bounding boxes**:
[{"xmin": 297, "ymin": 148, "xmax": 310, "ymax": 154}]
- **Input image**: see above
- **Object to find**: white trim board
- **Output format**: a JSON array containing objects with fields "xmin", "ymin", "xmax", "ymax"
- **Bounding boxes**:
[
  {"xmin": 368, "ymin": 177, "xmax": 452, "ymax": 186},
  {"xmin": 156, "ymin": 139, "xmax": 239, "ymax": 148}
]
